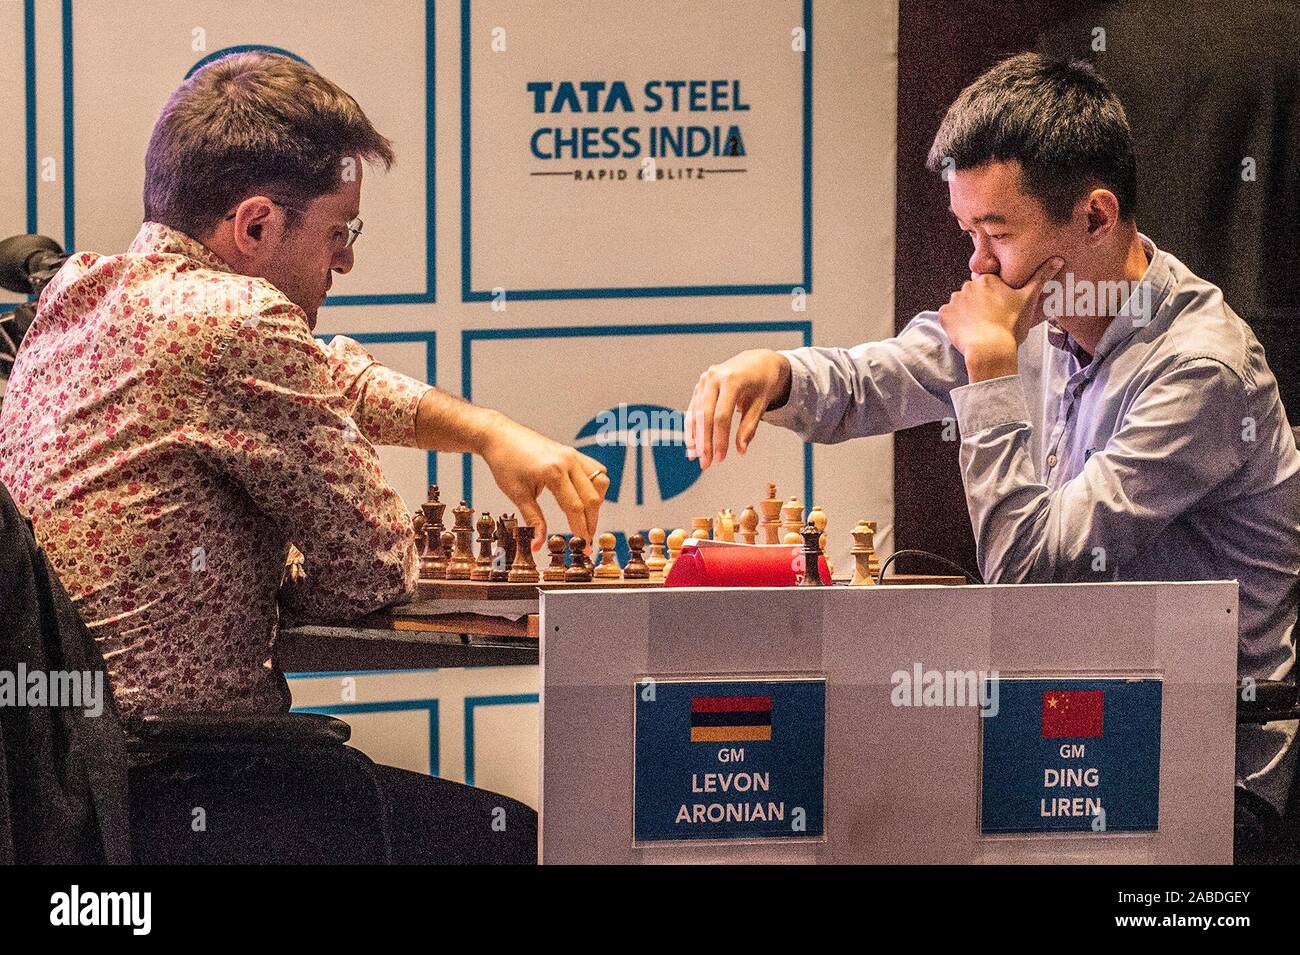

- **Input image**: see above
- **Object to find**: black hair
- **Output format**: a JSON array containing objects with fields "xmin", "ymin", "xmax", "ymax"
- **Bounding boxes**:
[{"xmin": 926, "ymin": 52, "xmax": 1137, "ymax": 221}]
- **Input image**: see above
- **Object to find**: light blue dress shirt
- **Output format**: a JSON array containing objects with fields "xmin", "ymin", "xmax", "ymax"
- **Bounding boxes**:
[{"xmin": 764, "ymin": 235, "xmax": 1300, "ymax": 812}]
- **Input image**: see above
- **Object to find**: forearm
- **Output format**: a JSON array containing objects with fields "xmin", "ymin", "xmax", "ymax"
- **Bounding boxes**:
[
  {"xmin": 415, "ymin": 387, "xmax": 505, "ymax": 454},
  {"xmin": 762, "ymin": 314, "xmax": 966, "ymax": 443}
]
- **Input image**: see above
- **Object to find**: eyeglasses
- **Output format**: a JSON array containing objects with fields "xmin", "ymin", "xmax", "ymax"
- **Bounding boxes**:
[{"xmin": 223, "ymin": 199, "xmax": 363, "ymax": 249}]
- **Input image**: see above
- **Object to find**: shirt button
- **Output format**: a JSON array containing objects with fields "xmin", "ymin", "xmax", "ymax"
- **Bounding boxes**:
[{"xmin": 1047, "ymin": 453, "xmax": 1058, "ymax": 467}]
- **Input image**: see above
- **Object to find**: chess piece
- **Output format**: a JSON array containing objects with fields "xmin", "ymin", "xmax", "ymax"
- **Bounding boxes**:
[
  {"xmin": 850, "ymin": 520, "xmax": 881, "ymax": 586},
  {"xmin": 439, "ymin": 531, "xmax": 455, "ymax": 578},
  {"xmin": 759, "ymin": 483, "xmax": 782, "ymax": 544},
  {"xmin": 624, "ymin": 532, "xmax": 650, "ymax": 579},
  {"xmin": 507, "ymin": 525, "xmax": 539, "ymax": 582},
  {"xmin": 492, "ymin": 514, "xmax": 517, "ymax": 581},
  {"xmin": 809, "ymin": 505, "xmax": 833, "ymax": 578},
  {"xmin": 645, "ymin": 528, "xmax": 667, "ymax": 577},
  {"xmin": 780, "ymin": 497, "xmax": 804, "ymax": 542},
  {"xmin": 419, "ymin": 488, "xmax": 448, "ymax": 578},
  {"xmin": 595, "ymin": 532, "xmax": 622, "ymax": 579},
  {"xmin": 565, "ymin": 537, "xmax": 593, "ymax": 582},
  {"xmin": 544, "ymin": 534, "xmax": 569, "ymax": 581},
  {"xmin": 412, "ymin": 510, "xmax": 425, "ymax": 539},
  {"xmin": 690, "ymin": 517, "xmax": 712, "ymax": 541},
  {"xmin": 738, "ymin": 505, "xmax": 759, "ymax": 544},
  {"xmin": 663, "ymin": 528, "xmax": 687, "ymax": 576},
  {"xmin": 714, "ymin": 508, "xmax": 736, "ymax": 542},
  {"xmin": 798, "ymin": 523, "xmax": 825, "ymax": 586},
  {"xmin": 446, "ymin": 501, "xmax": 476, "ymax": 580},
  {"xmin": 471, "ymin": 511, "xmax": 495, "ymax": 581},
  {"xmin": 783, "ymin": 530, "xmax": 803, "ymax": 546}
]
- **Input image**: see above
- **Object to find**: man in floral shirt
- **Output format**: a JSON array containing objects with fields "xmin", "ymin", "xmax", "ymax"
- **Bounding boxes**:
[{"xmin": 0, "ymin": 50, "xmax": 605, "ymax": 862}]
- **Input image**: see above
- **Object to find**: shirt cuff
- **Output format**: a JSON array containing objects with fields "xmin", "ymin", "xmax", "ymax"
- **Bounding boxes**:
[
  {"xmin": 760, "ymin": 349, "xmax": 816, "ymax": 432},
  {"xmin": 950, "ymin": 374, "xmax": 1030, "ymax": 436}
]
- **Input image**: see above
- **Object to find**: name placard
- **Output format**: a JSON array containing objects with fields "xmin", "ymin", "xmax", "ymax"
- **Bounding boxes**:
[
  {"xmin": 980, "ymin": 677, "xmax": 1162, "ymax": 835},
  {"xmin": 633, "ymin": 677, "xmax": 825, "ymax": 843}
]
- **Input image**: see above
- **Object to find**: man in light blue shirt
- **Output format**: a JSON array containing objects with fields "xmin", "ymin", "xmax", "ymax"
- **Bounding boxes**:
[{"xmin": 685, "ymin": 53, "xmax": 1300, "ymax": 833}]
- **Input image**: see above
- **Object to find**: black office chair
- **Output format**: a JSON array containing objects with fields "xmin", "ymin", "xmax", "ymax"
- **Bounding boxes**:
[
  {"xmin": 126, "ymin": 711, "xmax": 393, "ymax": 864},
  {"xmin": 0, "ymin": 478, "xmax": 392, "ymax": 864}
]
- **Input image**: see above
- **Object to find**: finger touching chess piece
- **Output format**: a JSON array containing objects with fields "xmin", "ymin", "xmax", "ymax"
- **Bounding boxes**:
[
  {"xmin": 544, "ymin": 534, "xmax": 569, "ymax": 582},
  {"xmin": 565, "ymin": 537, "xmax": 593, "ymax": 582}
]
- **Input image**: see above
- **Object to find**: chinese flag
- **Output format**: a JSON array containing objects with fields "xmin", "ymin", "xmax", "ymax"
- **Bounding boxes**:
[{"xmin": 1041, "ymin": 690, "xmax": 1104, "ymax": 738}]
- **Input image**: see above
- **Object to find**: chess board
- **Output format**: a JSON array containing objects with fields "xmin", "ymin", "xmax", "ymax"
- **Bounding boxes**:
[
  {"xmin": 416, "ymin": 573, "xmax": 963, "ymax": 601},
  {"xmin": 416, "ymin": 576, "xmax": 667, "ymax": 600},
  {"xmin": 410, "ymin": 480, "xmax": 897, "ymax": 600}
]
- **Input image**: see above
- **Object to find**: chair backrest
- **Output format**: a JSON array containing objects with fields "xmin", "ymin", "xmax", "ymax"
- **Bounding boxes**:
[{"xmin": 0, "ymin": 481, "xmax": 130, "ymax": 862}]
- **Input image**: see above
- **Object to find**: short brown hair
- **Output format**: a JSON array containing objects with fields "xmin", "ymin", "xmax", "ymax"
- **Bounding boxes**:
[{"xmin": 143, "ymin": 51, "xmax": 395, "ymax": 238}]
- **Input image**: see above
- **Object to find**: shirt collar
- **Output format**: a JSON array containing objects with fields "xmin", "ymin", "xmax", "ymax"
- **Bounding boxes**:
[
  {"xmin": 1046, "ymin": 233, "xmax": 1173, "ymax": 366},
  {"xmin": 128, "ymin": 222, "xmax": 237, "ymax": 275}
]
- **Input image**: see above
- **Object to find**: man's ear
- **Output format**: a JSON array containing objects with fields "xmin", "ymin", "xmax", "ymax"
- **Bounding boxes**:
[
  {"xmin": 231, "ymin": 197, "xmax": 277, "ymax": 257},
  {"xmin": 1082, "ymin": 188, "xmax": 1121, "ymax": 246}
]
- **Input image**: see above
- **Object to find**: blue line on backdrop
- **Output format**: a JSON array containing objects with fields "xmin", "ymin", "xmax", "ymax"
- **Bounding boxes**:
[
  {"xmin": 464, "ymin": 693, "xmax": 538, "ymax": 787},
  {"xmin": 459, "ymin": 0, "xmax": 813, "ymax": 302},
  {"xmin": 293, "ymin": 698, "xmax": 442, "ymax": 777},
  {"xmin": 59, "ymin": 0, "xmax": 436, "ymax": 306}
]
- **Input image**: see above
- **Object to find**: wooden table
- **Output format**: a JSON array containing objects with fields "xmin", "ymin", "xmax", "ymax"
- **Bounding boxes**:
[
  {"xmin": 279, "ymin": 610, "xmax": 540, "ymax": 672},
  {"xmin": 277, "ymin": 574, "xmax": 964, "ymax": 673}
]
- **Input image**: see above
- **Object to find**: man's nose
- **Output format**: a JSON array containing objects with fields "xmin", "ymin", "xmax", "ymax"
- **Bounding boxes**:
[
  {"xmin": 332, "ymin": 244, "xmax": 354, "ymax": 275},
  {"xmin": 968, "ymin": 237, "xmax": 998, "ymax": 277}
]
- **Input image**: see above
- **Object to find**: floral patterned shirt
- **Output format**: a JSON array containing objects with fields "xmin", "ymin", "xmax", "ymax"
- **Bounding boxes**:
[{"xmin": 0, "ymin": 222, "xmax": 430, "ymax": 717}]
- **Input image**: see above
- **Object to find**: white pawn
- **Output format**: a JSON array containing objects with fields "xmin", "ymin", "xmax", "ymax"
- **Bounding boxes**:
[
  {"xmin": 595, "ymin": 531, "xmax": 622, "ymax": 579},
  {"xmin": 646, "ymin": 527, "xmax": 667, "ymax": 577},
  {"xmin": 663, "ymin": 528, "xmax": 687, "ymax": 576}
]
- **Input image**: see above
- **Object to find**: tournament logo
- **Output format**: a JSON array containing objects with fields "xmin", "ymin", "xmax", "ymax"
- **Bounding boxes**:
[
  {"xmin": 574, "ymin": 403, "xmax": 700, "ymax": 505},
  {"xmin": 575, "ymin": 403, "xmax": 700, "ymax": 561}
]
